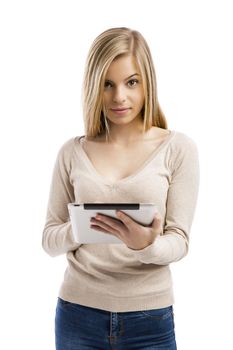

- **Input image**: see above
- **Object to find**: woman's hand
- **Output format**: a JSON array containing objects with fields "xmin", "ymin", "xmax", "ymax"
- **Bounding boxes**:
[{"xmin": 90, "ymin": 210, "xmax": 163, "ymax": 250}]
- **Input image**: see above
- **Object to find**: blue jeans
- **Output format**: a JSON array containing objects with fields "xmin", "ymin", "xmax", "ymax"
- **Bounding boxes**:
[{"xmin": 55, "ymin": 297, "xmax": 177, "ymax": 349}]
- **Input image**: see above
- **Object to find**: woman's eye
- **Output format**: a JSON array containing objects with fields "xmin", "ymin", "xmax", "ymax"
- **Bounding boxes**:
[
  {"xmin": 104, "ymin": 79, "xmax": 139, "ymax": 89},
  {"xmin": 104, "ymin": 81, "xmax": 112, "ymax": 89},
  {"xmin": 128, "ymin": 79, "xmax": 139, "ymax": 87}
]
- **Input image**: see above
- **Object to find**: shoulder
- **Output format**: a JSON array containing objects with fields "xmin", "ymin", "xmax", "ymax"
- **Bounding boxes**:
[
  {"xmin": 56, "ymin": 136, "xmax": 84, "ymax": 164},
  {"xmin": 168, "ymin": 131, "xmax": 199, "ymax": 171},
  {"xmin": 172, "ymin": 130, "xmax": 197, "ymax": 146},
  {"xmin": 170, "ymin": 130, "xmax": 198, "ymax": 154},
  {"xmin": 58, "ymin": 136, "xmax": 84, "ymax": 153}
]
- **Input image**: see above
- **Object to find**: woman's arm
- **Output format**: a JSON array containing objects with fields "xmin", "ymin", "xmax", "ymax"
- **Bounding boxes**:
[
  {"xmin": 130, "ymin": 135, "xmax": 200, "ymax": 265},
  {"xmin": 42, "ymin": 139, "xmax": 81, "ymax": 257}
]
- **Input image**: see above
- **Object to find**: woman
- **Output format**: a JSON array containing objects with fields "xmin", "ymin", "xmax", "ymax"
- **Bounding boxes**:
[{"xmin": 42, "ymin": 27, "xmax": 199, "ymax": 349}]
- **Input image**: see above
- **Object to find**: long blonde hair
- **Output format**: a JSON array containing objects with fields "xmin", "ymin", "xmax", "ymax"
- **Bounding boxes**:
[{"xmin": 82, "ymin": 27, "xmax": 168, "ymax": 138}]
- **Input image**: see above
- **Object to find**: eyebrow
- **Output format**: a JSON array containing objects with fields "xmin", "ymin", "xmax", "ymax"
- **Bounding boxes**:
[{"xmin": 105, "ymin": 73, "xmax": 140, "ymax": 82}]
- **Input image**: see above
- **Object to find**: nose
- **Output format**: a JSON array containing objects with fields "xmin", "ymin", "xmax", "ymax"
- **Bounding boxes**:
[{"xmin": 112, "ymin": 86, "xmax": 126, "ymax": 104}]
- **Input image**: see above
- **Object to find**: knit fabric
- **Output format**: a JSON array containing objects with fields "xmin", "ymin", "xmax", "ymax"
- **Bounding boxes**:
[{"xmin": 42, "ymin": 130, "xmax": 199, "ymax": 312}]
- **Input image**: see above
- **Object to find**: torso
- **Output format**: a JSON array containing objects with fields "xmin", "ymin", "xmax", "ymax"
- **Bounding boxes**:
[{"xmin": 80, "ymin": 127, "xmax": 171, "ymax": 182}]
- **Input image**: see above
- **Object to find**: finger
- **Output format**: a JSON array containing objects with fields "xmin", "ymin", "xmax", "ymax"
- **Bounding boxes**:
[
  {"xmin": 90, "ymin": 224, "xmax": 112, "ymax": 234},
  {"xmin": 152, "ymin": 212, "xmax": 163, "ymax": 232},
  {"xmin": 116, "ymin": 210, "xmax": 138, "ymax": 229},
  {"xmin": 94, "ymin": 215, "xmax": 124, "ymax": 230},
  {"xmin": 91, "ymin": 223, "xmax": 122, "ymax": 240},
  {"xmin": 90, "ymin": 218, "xmax": 122, "ymax": 236}
]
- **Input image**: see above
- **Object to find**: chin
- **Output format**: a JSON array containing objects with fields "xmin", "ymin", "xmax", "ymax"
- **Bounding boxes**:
[{"xmin": 112, "ymin": 116, "xmax": 136, "ymax": 124}]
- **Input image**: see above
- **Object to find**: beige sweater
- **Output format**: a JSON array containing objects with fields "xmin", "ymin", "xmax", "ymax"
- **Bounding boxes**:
[{"xmin": 42, "ymin": 130, "xmax": 199, "ymax": 312}]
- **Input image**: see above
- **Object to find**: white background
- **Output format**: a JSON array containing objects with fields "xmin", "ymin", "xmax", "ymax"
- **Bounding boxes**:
[{"xmin": 1, "ymin": 0, "xmax": 233, "ymax": 349}]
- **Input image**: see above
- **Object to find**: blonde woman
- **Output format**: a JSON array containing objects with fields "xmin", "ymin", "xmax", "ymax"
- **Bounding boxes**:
[{"xmin": 42, "ymin": 27, "xmax": 199, "ymax": 349}]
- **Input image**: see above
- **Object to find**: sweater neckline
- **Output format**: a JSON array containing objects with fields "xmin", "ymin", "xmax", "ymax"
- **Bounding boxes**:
[{"xmin": 77, "ymin": 130, "xmax": 176, "ymax": 185}]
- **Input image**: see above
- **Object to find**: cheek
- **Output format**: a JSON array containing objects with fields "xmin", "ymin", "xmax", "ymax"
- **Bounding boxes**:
[
  {"xmin": 134, "ymin": 85, "xmax": 144, "ymax": 98},
  {"xmin": 134, "ymin": 91, "xmax": 145, "ymax": 107},
  {"xmin": 103, "ymin": 92, "xmax": 111, "ymax": 106}
]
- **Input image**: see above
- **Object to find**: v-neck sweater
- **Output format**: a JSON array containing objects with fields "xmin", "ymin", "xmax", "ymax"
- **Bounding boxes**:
[{"xmin": 42, "ymin": 130, "xmax": 199, "ymax": 312}]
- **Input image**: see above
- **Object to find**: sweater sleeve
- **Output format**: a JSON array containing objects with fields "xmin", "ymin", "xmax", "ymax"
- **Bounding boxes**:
[
  {"xmin": 130, "ymin": 134, "xmax": 200, "ymax": 265},
  {"xmin": 42, "ymin": 139, "xmax": 81, "ymax": 257}
]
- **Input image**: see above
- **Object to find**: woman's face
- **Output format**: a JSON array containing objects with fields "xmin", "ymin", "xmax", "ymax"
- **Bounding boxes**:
[{"xmin": 102, "ymin": 54, "xmax": 145, "ymax": 126}]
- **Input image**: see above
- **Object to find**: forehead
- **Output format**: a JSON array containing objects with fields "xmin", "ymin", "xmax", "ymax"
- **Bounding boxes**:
[{"xmin": 105, "ymin": 55, "xmax": 140, "ymax": 80}]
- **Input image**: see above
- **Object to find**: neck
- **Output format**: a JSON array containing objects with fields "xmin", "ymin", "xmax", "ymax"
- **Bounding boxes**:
[{"xmin": 105, "ymin": 118, "xmax": 146, "ymax": 146}]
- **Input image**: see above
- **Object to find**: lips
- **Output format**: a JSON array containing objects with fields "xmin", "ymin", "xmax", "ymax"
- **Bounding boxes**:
[
  {"xmin": 111, "ymin": 108, "xmax": 130, "ymax": 111},
  {"xmin": 110, "ymin": 108, "xmax": 131, "ymax": 116}
]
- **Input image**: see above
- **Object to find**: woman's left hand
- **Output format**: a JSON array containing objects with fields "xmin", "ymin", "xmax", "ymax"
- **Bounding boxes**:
[{"xmin": 90, "ymin": 210, "xmax": 163, "ymax": 250}]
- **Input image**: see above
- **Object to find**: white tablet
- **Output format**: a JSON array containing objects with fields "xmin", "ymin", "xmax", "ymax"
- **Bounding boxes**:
[{"xmin": 68, "ymin": 203, "xmax": 158, "ymax": 244}]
